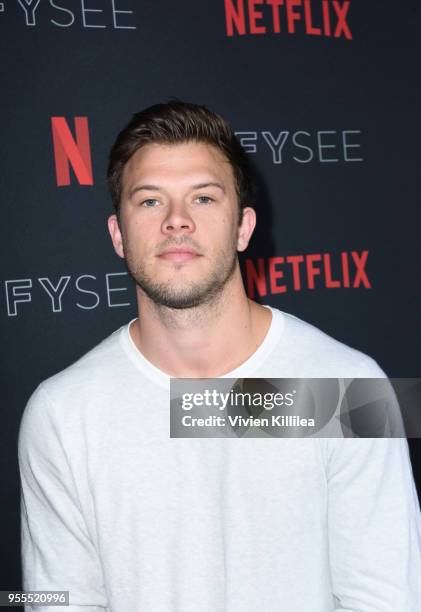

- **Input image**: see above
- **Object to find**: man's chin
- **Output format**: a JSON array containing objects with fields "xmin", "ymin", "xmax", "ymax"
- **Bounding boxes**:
[
  {"xmin": 128, "ymin": 254, "xmax": 237, "ymax": 309},
  {"xmin": 146, "ymin": 291, "xmax": 212, "ymax": 310},
  {"xmin": 133, "ymin": 279, "xmax": 215, "ymax": 309},
  {"xmin": 157, "ymin": 298, "xmax": 204, "ymax": 310}
]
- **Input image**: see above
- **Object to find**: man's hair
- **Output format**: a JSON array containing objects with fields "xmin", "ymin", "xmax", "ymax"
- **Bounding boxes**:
[{"xmin": 107, "ymin": 100, "xmax": 256, "ymax": 224}]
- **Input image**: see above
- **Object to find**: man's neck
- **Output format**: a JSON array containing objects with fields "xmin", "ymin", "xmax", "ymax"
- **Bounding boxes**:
[{"xmin": 129, "ymin": 275, "xmax": 272, "ymax": 378}]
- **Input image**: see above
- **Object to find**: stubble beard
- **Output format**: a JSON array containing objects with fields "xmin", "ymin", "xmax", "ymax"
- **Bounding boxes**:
[{"xmin": 123, "ymin": 235, "xmax": 239, "ymax": 310}]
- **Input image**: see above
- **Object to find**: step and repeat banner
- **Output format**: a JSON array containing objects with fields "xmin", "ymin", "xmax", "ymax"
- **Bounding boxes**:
[{"xmin": 1, "ymin": 0, "xmax": 420, "ymax": 594}]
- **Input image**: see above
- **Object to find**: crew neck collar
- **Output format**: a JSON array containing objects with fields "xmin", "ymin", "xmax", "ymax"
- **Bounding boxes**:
[{"xmin": 119, "ymin": 305, "xmax": 285, "ymax": 389}]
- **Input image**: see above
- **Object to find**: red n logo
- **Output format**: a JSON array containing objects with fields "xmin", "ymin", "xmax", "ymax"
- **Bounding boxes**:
[{"xmin": 51, "ymin": 116, "xmax": 93, "ymax": 186}]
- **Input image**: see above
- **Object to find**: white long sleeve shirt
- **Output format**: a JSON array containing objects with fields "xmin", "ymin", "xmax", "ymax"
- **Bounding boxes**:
[{"xmin": 18, "ymin": 306, "xmax": 421, "ymax": 611}]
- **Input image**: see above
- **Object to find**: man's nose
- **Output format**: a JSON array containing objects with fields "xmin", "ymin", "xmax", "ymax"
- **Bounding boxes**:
[{"xmin": 161, "ymin": 201, "xmax": 196, "ymax": 235}]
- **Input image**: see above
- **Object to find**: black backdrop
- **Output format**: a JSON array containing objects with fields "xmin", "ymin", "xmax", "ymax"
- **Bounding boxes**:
[{"xmin": 1, "ymin": 0, "xmax": 420, "ymax": 599}]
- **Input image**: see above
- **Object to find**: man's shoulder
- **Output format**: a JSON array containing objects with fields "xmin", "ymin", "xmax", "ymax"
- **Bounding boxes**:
[
  {"xmin": 31, "ymin": 322, "xmax": 130, "ymax": 408},
  {"xmin": 273, "ymin": 307, "xmax": 386, "ymax": 377}
]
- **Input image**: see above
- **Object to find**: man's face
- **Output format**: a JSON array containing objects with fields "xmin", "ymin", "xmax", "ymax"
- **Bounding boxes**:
[{"xmin": 108, "ymin": 141, "xmax": 255, "ymax": 309}]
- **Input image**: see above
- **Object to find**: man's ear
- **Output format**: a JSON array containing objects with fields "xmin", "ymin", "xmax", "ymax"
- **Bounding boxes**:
[
  {"xmin": 237, "ymin": 207, "xmax": 256, "ymax": 252},
  {"xmin": 107, "ymin": 214, "xmax": 125, "ymax": 259}
]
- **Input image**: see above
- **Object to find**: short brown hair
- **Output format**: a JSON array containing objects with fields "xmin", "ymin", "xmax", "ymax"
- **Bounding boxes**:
[{"xmin": 107, "ymin": 100, "xmax": 256, "ymax": 223}]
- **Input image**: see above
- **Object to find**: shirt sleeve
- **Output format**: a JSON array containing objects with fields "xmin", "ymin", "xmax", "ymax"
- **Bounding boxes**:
[
  {"xmin": 18, "ymin": 385, "xmax": 109, "ymax": 612},
  {"xmin": 325, "ymin": 435, "xmax": 421, "ymax": 611}
]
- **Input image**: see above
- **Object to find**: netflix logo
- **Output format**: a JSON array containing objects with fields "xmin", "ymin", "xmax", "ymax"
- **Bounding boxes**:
[
  {"xmin": 245, "ymin": 250, "xmax": 370, "ymax": 298},
  {"xmin": 224, "ymin": 0, "xmax": 352, "ymax": 40},
  {"xmin": 51, "ymin": 116, "xmax": 93, "ymax": 186}
]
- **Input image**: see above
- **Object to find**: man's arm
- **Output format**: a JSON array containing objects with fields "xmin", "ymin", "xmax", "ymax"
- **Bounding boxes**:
[
  {"xmin": 18, "ymin": 385, "xmax": 109, "ymax": 612},
  {"xmin": 325, "ymin": 435, "xmax": 421, "ymax": 611}
]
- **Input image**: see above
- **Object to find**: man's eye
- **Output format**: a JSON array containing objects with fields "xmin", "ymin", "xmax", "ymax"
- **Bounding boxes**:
[
  {"xmin": 142, "ymin": 199, "xmax": 159, "ymax": 207},
  {"xmin": 196, "ymin": 196, "xmax": 214, "ymax": 204}
]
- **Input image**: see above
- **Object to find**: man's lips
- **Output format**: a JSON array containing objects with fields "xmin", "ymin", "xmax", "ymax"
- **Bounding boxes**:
[{"xmin": 157, "ymin": 248, "xmax": 202, "ymax": 262}]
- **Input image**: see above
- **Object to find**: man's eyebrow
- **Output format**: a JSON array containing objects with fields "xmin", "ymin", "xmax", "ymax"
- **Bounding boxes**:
[
  {"xmin": 191, "ymin": 182, "xmax": 225, "ymax": 193},
  {"xmin": 128, "ymin": 184, "xmax": 161, "ymax": 199},
  {"xmin": 128, "ymin": 181, "xmax": 225, "ymax": 200}
]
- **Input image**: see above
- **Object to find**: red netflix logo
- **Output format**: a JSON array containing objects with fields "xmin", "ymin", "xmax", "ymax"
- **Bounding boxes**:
[
  {"xmin": 51, "ymin": 116, "xmax": 94, "ymax": 186},
  {"xmin": 245, "ymin": 250, "xmax": 370, "ymax": 298},
  {"xmin": 224, "ymin": 0, "xmax": 352, "ymax": 40}
]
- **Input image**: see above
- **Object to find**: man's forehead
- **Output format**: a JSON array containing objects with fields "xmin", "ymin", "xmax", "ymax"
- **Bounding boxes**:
[
  {"xmin": 122, "ymin": 141, "xmax": 234, "ymax": 194},
  {"xmin": 124, "ymin": 141, "xmax": 231, "ymax": 176}
]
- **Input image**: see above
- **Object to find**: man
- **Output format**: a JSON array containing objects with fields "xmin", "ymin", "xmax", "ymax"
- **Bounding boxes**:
[{"xmin": 19, "ymin": 100, "xmax": 421, "ymax": 611}]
